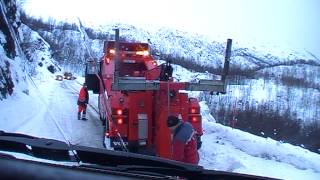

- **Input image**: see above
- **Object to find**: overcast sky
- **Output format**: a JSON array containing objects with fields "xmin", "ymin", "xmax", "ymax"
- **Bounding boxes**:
[{"xmin": 21, "ymin": 0, "xmax": 319, "ymax": 56}]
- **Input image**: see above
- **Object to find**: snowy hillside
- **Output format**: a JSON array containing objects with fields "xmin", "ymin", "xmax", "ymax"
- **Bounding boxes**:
[
  {"xmin": 164, "ymin": 63, "xmax": 320, "ymax": 178},
  {"xmin": 0, "ymin": 0, "xmax": 59, "ymax": 100},
  {"xmin": 19, "ymin": 23, "xmax": 59, "ymax": 76},
  {"xmin": 0, "ymin": 0, "xmax": 27, "ymax": 100},
  {"xmin": 1, "ymin": 58, "xmax": 319, "ymax": 179},
  {"xmin": 77, "ymin": 22, "xmax": 319, "ymax": 68},
  {"xmin": 199, "ymin": 102, "xmax": 320, "ymax": 179},
  {"xmin": 21, "ymin": 17, "xmax": 320, "ymax": 72}
]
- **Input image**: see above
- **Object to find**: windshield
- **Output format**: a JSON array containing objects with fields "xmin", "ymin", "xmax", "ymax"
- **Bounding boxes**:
[{"xmin": 1, "ymin": 0, "xmax": 320, "ymax": 180}]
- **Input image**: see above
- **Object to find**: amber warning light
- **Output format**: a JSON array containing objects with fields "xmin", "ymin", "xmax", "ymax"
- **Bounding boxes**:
[{"xmin": 136, "ymin": 50, "xmax": 149, "ymax": 56}]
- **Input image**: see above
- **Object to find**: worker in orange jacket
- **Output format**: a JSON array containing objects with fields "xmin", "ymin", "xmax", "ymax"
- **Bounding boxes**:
[{"xmin": 77, "ymin": 83, "xmax": 89, "ymax": 120}]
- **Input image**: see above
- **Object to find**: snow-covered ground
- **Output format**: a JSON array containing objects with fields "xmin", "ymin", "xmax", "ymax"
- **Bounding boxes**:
[
  {"xmin": 170, "ymin": 63, "xmax": 320, "ymax": 179},
  {"xmin": 199, "ymin": 102, "xmax": 320, "ymax": 179},
  {"xmin": 1, "ymin": 63, "xmax": 320, "ymax": 179},
  {"xmin": 0, "ymin": 72, "xmax": 104, "ymax": 148}
]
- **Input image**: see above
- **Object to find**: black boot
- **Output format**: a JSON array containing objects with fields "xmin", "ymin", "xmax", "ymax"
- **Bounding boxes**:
[
  {"xmin": 82, "ymin": 112, "xmax": 87, "ymax": 120},
  {"xmin": 78, "ymin": 112, "xmax": 81, "ymax": 120}
]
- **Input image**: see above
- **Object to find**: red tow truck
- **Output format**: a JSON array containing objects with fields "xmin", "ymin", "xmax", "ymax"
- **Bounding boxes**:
[{"xmin": 85, "ymin": 29, "xmax": 232, "ymax": 160}]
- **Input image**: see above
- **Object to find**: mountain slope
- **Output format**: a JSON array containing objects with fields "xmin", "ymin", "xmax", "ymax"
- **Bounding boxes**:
[
  {"xmin": 0, "ymin": 0, "xmax": 35, "ymax": 101},
  {"xmin": 0, "ymin": 0, "xmax": 60, "ymax": 100},
  {"xmin": 199, "ymin": 102, "xmax": 320, "ymax": 179}
]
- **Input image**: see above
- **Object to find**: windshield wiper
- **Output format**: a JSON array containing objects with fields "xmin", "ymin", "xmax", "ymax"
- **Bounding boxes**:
[
  {"xmin": 0, "ymin": 131, "xmax": 72, "ymax": 161},
  {"xmin": 80, "ymin": 163, "xmax": 273, "ymax": 180},
  {"xmin": 0, "ymin": 131, "xmax": 275, "ymax": 179}
]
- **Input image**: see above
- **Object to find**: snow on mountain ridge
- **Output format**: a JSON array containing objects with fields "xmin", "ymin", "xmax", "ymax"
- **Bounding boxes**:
[
  {"xmin": 83, "ymin": 22, "xmax": 318, "ymax": 69},
  {"xmin": 24, "ymin": 19, "xmax": 319, "ymax": 78}
]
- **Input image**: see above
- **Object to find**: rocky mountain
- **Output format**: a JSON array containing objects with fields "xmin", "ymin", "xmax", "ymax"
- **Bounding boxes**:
[
  {"xmin": 0, "ymin": 0, "xmax": 28, "ymax": 99},
  {"xmin": 0, "ymin": 0, "xmax": 58, "ymax": 100}
]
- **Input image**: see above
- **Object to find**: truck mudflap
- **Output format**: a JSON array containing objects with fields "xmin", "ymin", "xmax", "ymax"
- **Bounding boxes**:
[
  {"xmin": 196, "ymin": 135, "xmax": 202, "ymax": 150},
  {"xmin": 103, "ymin": 136, "xmax": 113, "ymax": 150}
]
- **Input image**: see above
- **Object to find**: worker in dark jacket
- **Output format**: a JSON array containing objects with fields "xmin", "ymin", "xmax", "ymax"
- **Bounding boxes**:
[
  {"xmin": 77, "ymin": 83, "xmax": 89, "ymax": 120},
  {"xmin": 167, "ymin": 115, "xmax": 199, "ymax": 165},
  {"xmin": 159, "ymin": 60, "xmax": 173, "ymax": 81}
]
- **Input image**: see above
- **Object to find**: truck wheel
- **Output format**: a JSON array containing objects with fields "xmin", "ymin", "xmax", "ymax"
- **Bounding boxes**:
[
  {"xmin": 196, "ymin": 136, "xmax": 202, "ymax": 150},
  {"xmin": 98, "ymin": 97, "xmax": 106, "ymax": 126}
]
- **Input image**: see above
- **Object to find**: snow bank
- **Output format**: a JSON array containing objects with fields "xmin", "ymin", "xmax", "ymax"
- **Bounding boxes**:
[{"xmin": 199, "ymin": 101, "xmax": 320, "ymax": 179}]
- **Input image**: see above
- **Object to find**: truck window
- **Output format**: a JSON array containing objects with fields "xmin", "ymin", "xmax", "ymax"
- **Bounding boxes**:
[
  {"xmin": 119, "ymin": 62, "xmax": 147, "ymax": 77},
  {"xmin": 86, "ymin": 61, "xmax": 100, "ymax": 74}
]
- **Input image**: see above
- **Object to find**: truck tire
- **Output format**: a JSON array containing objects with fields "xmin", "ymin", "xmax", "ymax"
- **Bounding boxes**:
[
  {"xmin": 196, "ymin": 136, "xmax": 202, "ymax": 150},
  {"xmin": 98, "ymin": 97, "xmax": 106, "ymax": 126}
]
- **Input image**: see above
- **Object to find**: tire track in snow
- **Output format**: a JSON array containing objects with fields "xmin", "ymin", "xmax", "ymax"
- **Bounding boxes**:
[
  {"xmin": 60, "ymin": 80, "xmax": 104, "ymax": 148},
  {"xmin": 15, "ymin": 80, "xmax": 68, "ymax": 142}
]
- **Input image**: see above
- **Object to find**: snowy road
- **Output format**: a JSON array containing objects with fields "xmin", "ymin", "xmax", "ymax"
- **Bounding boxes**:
[
  {"xmin": 60, "ymin": 79, "xmax": 104, "ymax": 148},
  {"xmin": 0, "ymin": 76, "xmax": 104, "ymax": 149}
]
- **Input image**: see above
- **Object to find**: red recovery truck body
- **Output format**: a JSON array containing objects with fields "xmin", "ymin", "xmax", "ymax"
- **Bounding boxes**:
[{"xmin": 85, "ymin": 29, "xmax": 232, "ymax": 160}]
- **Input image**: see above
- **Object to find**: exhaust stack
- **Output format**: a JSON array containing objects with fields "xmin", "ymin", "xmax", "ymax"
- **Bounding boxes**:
[
  {"xmin": 222, "ymin": 39, "xmax": 232, "ymax": 82},
  {"xmin": 114, "ymin": 29, "xmax": 120, "ymax": 85}
]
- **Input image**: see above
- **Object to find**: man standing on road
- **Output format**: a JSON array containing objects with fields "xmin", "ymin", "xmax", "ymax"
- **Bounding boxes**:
[
  {"xmin": 77, "ymin": 83, "xmax": 89, "ymax": 120},
  {"xmin": 167, "ymin": 115, "xmax": 199, "ymax": 165}
]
